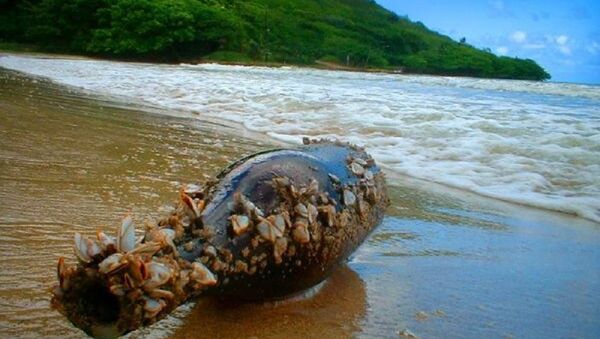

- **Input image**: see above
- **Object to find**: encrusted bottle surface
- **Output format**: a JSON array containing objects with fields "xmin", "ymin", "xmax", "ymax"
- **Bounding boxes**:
[{"xmin": 51, "ymin": 140, "xmax": 389, "ymax": 337}]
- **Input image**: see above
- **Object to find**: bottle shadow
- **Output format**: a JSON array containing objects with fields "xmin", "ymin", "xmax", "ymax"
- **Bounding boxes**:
[{"xmin": 171, "ymin": 264, "xmax": 367, "ymax": 338}]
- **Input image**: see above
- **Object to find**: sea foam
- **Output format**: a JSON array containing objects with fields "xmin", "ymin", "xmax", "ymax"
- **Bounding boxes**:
[{"xmin": 1, "ymin": 55, "xmax": 599, "ymax": 222}]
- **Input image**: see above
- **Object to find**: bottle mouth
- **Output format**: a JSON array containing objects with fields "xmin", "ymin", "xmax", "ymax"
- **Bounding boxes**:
[
  {"xmin": 51, "ymin": 268, "xmax": 123, "ymax": 338},
  {"xmin": 51, "ymin": 186, "xmax": 219, "ymax": 337}
]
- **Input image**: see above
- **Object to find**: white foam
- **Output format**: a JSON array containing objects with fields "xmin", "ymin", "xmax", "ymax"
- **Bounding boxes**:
[{"xmin": 2, "ymin": 55, "xmax": 599, "ymax": 222}]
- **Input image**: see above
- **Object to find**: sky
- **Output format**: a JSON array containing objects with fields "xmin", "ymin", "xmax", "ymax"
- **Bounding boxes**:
[{"xmin": 376, "ymin": 0, "xmax": 600, "ymax": 84}]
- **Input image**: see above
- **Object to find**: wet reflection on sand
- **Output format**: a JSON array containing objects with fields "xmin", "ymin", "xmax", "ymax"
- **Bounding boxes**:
[
  {"xmin": 2, "ymin": 67, "xmax": 599, "ymax": 339},
  {"xmin": 170, "ymin": 266, "xmax": 365, "ymax": 339},
  {"xmin": 0, "ymin": 69, "xmax": 267, "ymax": 338}
]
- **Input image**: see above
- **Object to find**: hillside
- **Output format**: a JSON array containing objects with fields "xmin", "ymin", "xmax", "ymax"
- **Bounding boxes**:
[{"xmin": 0, "ymin": 0, "xmax": 550, "ymax": 80}]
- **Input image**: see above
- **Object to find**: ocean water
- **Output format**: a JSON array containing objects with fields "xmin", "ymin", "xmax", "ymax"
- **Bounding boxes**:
[
  {"xmin": 1, "ymin": 61, "xmax": 600, "ymax": 339},
  {"xmin": 1, "ymin": 55, "xmax": 599, "ymax": 223}
]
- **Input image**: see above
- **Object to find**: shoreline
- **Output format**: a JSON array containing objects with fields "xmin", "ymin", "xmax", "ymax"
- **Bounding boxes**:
[
  {"xmin": 1, "ymin": 66, "xmax": 599, "ymax": 338},
  {"xmin": 1, "ymin": 55, "xmax": 597, "ymax": 225},
  {"xmin": 7, "ymin": 49, "xmax": 599, "ymax": 86},
  {"xmin": 0, "ymin": 47, "xmax": 549, "ymax": 82},
  {"xmin": 383, "ymin": 166, "xmax": 600, "ymax": 226}
]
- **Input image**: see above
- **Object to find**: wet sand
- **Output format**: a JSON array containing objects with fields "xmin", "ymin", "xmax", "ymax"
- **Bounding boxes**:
[{"xmin": 1, "ymin": 68, "xmax": 599, "ymax": 338}]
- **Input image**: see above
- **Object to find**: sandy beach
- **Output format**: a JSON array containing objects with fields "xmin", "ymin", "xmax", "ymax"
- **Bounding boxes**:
[{"xmin": 1, "ymin": 65, "xmax": 599, "ymax": 338}]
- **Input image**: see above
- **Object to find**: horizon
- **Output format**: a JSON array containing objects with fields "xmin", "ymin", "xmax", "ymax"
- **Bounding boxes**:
[{"xmin": 377, "ymin": 0, "xmax": 600, "ymax": 85}]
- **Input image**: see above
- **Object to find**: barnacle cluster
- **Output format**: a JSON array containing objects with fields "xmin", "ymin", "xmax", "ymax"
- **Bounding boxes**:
[
  {"xmin": 52, "ymin": 187, "xmax": 218, "ymax": 335},
  {"xmin": 51, "ymin": 139, "xmax": 388, "ymax": 336}
]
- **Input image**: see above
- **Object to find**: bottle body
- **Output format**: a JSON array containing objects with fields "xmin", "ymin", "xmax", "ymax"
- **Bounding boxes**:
[{"xmin": 52, "ymin": 140, "xmax": 389, "ymax": 337}]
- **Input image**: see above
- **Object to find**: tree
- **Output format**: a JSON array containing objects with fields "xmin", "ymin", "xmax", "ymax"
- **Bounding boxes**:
[
  {"xmin": 87, "ymin": 0, "xmax": 196, "ymax": 55},
  {"xmin": 0, "ymin": 0, "xmax": 551, "ymax": 80}
]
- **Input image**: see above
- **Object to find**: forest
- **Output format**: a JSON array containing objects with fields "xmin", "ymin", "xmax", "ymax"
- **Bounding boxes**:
[{"xmin": 0, "ymin": 0, "xmax": 551, "ymax": 80}]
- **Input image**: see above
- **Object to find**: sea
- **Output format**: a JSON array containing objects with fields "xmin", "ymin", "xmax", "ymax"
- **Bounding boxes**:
[{"xmin": 1, "ymin": 55, "xmax": 598, "ymax": 223}]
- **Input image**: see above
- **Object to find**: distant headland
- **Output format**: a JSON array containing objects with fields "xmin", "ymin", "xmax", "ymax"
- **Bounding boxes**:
[{"xmin": 0, "ymin": 0, "xmax": 550, "ymax": 81}]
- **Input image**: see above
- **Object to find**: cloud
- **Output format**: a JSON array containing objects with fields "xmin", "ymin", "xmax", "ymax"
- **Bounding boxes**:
[
  {"xmin": 496, "ymin": 46, "xmax": 509, "ymax": 55},
  {"xmin": 558, "ymin": 45, "xmax": 572, "ymax": 55},
  {"xmin": 586, "ymin": 42, "xmax": 600, "ymax": 55},
  {"xmin": 510, "ymin": 31, "xmax": 527, "ymax": 43},
  {"xmin": 551, "ymin": 35, "xmax": 571, "ymax": 55},
  {"xmin": 555, "ymin": 35, "xmax": 568, "ymax": 45}
]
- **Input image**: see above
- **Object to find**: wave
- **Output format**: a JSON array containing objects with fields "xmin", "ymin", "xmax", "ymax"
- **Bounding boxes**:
[{"xmin": 2, "ymin": 55, "xmax": 599, "ymax": 222}]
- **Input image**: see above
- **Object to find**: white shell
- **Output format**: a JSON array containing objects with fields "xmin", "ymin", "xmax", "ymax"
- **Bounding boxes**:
[
  {"xmin": 184, "ymin": 183, "xmax": 203, "ymax": 195},
  {"xmin": 353, "ymin": 157, "xmax": 368, "ymax": 166},
  {"xmin": 273, "ymin": 214, "xmax": 286, "ymax": 234},
  {"xmin": 294, "ymin": 203, "xmax": 308, "ymax": 218},
  {"xmin": 73, "ymin": 233, "xmax": 91, "ymax": 263},
  {"xmin": 98, "ymin": 253, "xmax": 124, "ymax": 274},
  {"xmin": 190, "ymin": 262, "xmax": 217, "ymax": 286},
  {"xmin": 257, "ymin": 217, "xmax": 284, "ymax": 242},
  {"xmin": 231, "ymin": 215, "xmax": 250, "ymax": 235},
  {"xmin": 343, "ymin": 189, "xmax": 356, "ymax": 206},
  {"xmin": 143, "ymin": 297, "xmax": 165, "ymax": 318},
  {"xmin": 117, "ymin": 215, "xmax": 136, "ymax": 253},
  {"xmin": 350, "ymin": 162, "xmax": 365, "ymax": 177},
  {"xmin": 144, "ymin": 262, "xmax": 171, "ymax": 289},
  {"xmin": 159, "ymin": 228, "xmax": 175, "ymax": 240}
]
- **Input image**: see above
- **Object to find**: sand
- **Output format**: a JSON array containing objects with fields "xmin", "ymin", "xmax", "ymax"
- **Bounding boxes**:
[{"xmin": 0, "ymin": 68, "xmax": 598, "ymax": 338}]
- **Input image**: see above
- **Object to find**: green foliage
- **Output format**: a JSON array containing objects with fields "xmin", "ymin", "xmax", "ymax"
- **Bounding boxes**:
[
  {"xmin": 0, "ymin": 0, "xmax": 550, "ymax": 80},
  {"xmin": 3, "ymin": 0, "xmax": 105, "ymax": 51},
  {"xmin": 88, "ymin": 0, "xmax": 197, "ymax": 54},
  {"xmin": 204, "ymin": 51, "xmax": 252, "ymax": 62}
]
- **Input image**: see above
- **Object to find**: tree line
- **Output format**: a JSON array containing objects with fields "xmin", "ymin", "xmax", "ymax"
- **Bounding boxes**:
[{"xmin": 0, "ymin": 0, "xmax": 550, "ymax": 80}]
